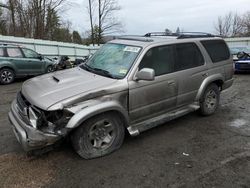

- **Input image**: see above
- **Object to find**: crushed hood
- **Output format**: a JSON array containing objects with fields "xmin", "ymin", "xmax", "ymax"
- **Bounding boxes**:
[{"xmin": 21, "ymin": 67, "xmax": 118, "ymax": 110}]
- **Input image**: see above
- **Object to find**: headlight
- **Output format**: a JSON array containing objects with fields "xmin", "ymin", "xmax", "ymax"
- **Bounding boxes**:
[{"xmin": 28, "ymin": 107, "xmax": 38, "ymax": 128}]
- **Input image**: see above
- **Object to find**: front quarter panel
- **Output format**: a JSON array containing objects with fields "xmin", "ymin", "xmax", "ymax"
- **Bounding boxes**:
[{"xmin": 65, "ymin": 91, "xmax": 129, "ymax": 129}]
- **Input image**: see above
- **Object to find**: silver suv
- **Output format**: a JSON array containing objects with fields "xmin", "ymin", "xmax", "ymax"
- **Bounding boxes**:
[{"xmin": 9, "ymin": 32, "xmax": 234, "ymax": 159}]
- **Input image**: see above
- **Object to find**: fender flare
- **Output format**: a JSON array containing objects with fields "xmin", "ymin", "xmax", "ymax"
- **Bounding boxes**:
[
  {"xmin": 0, "ymin": 62, "xmax": 16, "ymax": 72},
  {"xmin": 195, "ymin": 74, "xmax": 224, "ymax": 101},
  {"xmin": 66, "ymin": 101, "xmax": 129, "ymax": 129}
]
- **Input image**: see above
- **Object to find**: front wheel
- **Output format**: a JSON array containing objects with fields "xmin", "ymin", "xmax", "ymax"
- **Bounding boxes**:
[
  {"xmin": 199, "ymin": 84, "xmax": 220, "ymax": 116},
  {"xmin": 46, "ymin": 65, "xmax": 54, "ymax": 73},
  {"xmin": 0, "ymin": 68, "xmax": 15, "ymax": 84},
  {"xmin": 71, "ymin": 112, "xmax": 125, "ymax": 159}
]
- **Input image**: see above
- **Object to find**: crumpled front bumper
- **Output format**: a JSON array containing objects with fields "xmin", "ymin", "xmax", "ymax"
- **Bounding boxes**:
[{"xmin": 8, "ymin": 99, "xmax": 61, "ymax": 151}]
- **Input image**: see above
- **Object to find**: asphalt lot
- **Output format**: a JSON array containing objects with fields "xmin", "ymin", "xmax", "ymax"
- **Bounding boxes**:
[{"xmin": 0, "ymin": 75, "xmax": 250, "ymax": 188}]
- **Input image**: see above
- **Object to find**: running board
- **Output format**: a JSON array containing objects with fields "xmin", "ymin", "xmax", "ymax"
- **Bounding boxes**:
[{"xmin": 127, "ymin": 103, "xmax": 200, "ymax": 136}]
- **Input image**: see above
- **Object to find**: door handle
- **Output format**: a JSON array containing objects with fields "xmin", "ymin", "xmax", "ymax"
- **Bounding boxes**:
[{"xmin": 167, "ymin": 81, "xmax": 175, "ymax": 85}]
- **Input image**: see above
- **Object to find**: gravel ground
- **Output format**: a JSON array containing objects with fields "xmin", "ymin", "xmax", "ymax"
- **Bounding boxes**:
[{"xmin": 0, "ymin": 75, "xmax": 250, "ymax": 188}]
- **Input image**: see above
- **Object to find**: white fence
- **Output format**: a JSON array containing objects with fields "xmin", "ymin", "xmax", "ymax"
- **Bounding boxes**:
[
  {"xmin": 0, "ymin": 35, "xmax": 100, "ymax": 60},
  {"xmin": 225, "ymin": 37, "xmax": 250, "ymax": 48}
]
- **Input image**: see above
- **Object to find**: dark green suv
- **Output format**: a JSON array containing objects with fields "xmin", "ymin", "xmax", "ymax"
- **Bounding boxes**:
[{"xmin": 0, "ymin": 44, "xmax": 55, "ymax": 84}]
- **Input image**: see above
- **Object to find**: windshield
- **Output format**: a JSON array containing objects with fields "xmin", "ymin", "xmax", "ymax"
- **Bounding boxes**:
[{"xmin": 81, "ymin": 43, "xmax": 141, "ymax": 79}]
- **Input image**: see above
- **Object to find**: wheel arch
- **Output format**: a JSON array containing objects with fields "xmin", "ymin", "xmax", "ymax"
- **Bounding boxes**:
[
  {"xmin": 66, "ymin": 101, "xmax": 129, "ymax": 130},
  {"xmin": 0, "ymin": 65, "xmax": 16, "ymax": 74},
  {"xmin": 196, "ymin": 74, "xmax": 224, "ymax": 101}
]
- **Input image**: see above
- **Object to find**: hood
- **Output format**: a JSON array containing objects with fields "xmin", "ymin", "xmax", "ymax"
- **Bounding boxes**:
[{"xmin": 21, "ymin": 67, "xmax": 118, "ymax": 110}]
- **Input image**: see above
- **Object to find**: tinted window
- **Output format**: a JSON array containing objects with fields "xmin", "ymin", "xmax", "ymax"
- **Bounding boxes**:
[
  {"xmin": 0, "ymin": 48, "xmax": 4, "ymax": 57},
  {"xmin": 175, "ymin": 43, "xmax": 204, "ymax": 71},
  {"xmin": 201, "ymin": 40, "xmax": 230, "ymax": 63},
  {"xmin": 22, "ymin": 48, "xmax": 39, "ymax": 58},
  {"xmin": 139, "ymin": 45, "xmax": 175, "ymax": 76},
  {"xmin": 7, "ymin": 48, "xmax": 23, "ymax": 58}
]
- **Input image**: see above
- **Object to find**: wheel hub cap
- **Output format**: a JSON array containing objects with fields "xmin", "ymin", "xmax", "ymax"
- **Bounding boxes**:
[
  {"xmin": 205, "ymin": 90, "xmax": 217, "ymax": 110},
  {"xmin": 88, "ymin": 120, "xmax": 115, "ymax": 149},
  {"xmin": 1, "ymin": 71, "xmax": 13, "ymax": 83}
]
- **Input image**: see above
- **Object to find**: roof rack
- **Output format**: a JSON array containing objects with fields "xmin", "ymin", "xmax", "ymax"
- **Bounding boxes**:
[
  {"xmin": 117, "ymin": 36, "xmax": 154, "ymax": 42},
  {"xmin": 144, "ymin": 32, "xmax": 215, "ymax": 39}
]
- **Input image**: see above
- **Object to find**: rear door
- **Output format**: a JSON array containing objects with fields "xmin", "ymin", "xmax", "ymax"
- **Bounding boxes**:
[
  {"xmin": 174, "ymin": 42, "xmax": 208, "ymax": 107},
  {"xmin": 128, "ymin": 45, "xmax": 178, "ymax": 124},
  {"xmin": 6, "ymin": 47, "xmax": 28, "ymax": 76}
]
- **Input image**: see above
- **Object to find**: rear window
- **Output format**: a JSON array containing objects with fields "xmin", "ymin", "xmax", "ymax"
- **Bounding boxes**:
[
  {"xmin": 175, "ymin": 43, "xmax": 204, "ymax": 71},
  {"xmin": 201, "ymin": 40, "xmax": 230, "ymax": 63},
  {"xmin": 7, "ymin": 48, "xmax": 23, "ymax": 58}
]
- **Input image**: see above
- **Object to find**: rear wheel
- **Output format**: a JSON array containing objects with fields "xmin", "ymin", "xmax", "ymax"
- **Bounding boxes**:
[
  {"xmin": 71, "ymin": 112, "xmax": 125, "ymax": 159},
  {"xmin": 0, "ymin": 68, "xmax": 15, "ymax": 84},
  {"xmin": 199, "ymin": 84, "xmax": 220, "ymax": 116}
]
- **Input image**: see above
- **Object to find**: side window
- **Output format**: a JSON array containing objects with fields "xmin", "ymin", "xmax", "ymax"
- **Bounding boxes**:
[
  {"xmin": 22, "ymin": 48, "xmax": 39, "ymax": 58},
  {"xmin": 7, "ymin": 48, "xmax": 23, "ymax": 58},
  {"xmin": 0, "ymin": 48, "xmax": 4, "ymax": 57},
  {"xmin": 139, "ymin": 45, "xmax": 175, "ymax": 76},
  {"xmin": 201, "ymin": 40, "xmax": 230, "ymax": 63},
  {"xmin": 175, "ymin": 43, "xmax": 204, "ymax": 71}
]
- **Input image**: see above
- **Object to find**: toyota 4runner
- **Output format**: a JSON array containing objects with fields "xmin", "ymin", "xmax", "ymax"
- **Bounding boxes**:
[{"xmin": 8, "ymin": 32, "xmax": 234, "ymax": 159}]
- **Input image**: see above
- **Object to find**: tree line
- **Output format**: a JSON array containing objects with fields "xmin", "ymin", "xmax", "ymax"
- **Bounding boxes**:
[
  {"xmin": 0, "ymin": 0, "xmax": 122, "ymax": 45},
  {"xmin": 0, "ymin": 0, "xmax": 84, "ymax": 44},
  {"xmin": 214, "ymin": 11, "xmax": 250, "ymax": 37}
]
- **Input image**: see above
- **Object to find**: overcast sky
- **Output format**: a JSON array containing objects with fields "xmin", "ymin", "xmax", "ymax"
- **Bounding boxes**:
[{"xmin": 66, "ymin": 0, "xmax": 250, "ymax": 35}]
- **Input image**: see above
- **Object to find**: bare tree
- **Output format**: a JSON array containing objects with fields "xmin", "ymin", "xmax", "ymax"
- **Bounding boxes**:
[
  {"xmin": 98, "ymin": 0, "xmax": 122, "ymax": 38},
  {"xmin": 242, "ymin": 11, "xmax": 250, "ymax": 36},
  {"xmin": 0, "ymin": 0, "xmax": 72, "ymax": 39},
  {"xmin": 87, "ymin": 0, "xmax": 94, "ymax": 45},
  {"xmin": 214, "ymin": 12, "xmax": 244, "ymax": 37},
  {"xmin": 86, "ymin": 0, "xmax": 123, "ymax": 45}
]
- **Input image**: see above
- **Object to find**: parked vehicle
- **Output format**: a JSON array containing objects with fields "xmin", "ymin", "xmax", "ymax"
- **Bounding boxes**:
[
  {"xmin": 0, "ymin": 44, "xmax": 55, "ymax": 84},
  {"xmin": 234, "ymin": 51, "xmax": 250, "ymax": 73},
  {"xmin": 9, "ymin": 32, "xmax": 234, "ymax": 159},
  {"xmin": 53, "ymin": 56, "xmax": 74, "ymax": 71},
  {"xmin": 75, "ymin": 55, "xmax": 91, "ymax": 66},
  {"xmin": 229, "ymin": 46, "xmax": 250, "ymax": 61}
]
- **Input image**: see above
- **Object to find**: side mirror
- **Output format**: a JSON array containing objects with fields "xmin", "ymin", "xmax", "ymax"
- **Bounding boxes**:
[{"xmin": 135, "ymin": 68, "xmax": 155, "ymax": 81}]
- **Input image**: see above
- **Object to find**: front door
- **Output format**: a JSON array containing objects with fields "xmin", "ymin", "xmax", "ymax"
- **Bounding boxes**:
[
  {"xmin": 128, "ymin": 45, "xmax": 178, "ymax": 124},
  {"xmin": 21, "ymin": 48, "xmax": 44, "ymax": 74}
]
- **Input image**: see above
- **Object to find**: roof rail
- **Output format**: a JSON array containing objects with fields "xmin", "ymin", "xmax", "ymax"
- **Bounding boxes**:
[
  {"xmin": 117, "ymin": 36, "xmax": 154, "ymax": 42},
  {"xmin": 0, "ymin": 43, "xmax": 20, "ymax": 46},
  {"xmin": 144, "ymin": 32, "xmax": 215, "ymax": 39}
]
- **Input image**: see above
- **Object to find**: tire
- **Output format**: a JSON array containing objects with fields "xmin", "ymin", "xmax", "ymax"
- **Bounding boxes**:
[
  {"xmin": 71, "ymin": 112, "xmax": 125, "ymax": 159},
  {"xmin": 46, "ymin": 65, "xmax": 53, "ymax": 73},
  {"xmin": 0, "ymin": 68, "xmax": 15, "ymax": 84},
  {"xmin": 199, "ymin": 84, "xmax": 220, "ymax": 116}
]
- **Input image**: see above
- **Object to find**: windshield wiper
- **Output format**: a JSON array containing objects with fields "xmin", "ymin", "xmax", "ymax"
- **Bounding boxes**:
[
  {"xmin": 91, "ymin": 67, "xmax": 118, "ymax": 79},
  {"xmin": 81, "ymin": 64, "xmax": 118, "ymax": 79}
]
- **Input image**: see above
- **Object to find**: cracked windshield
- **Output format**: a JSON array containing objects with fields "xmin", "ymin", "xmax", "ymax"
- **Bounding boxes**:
[{"xmin": 84, "ymin": 43, "xmax": 141, "ymax": 78}]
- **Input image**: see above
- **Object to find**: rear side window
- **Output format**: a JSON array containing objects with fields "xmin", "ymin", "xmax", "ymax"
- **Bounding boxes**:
[
  {"xmin": 175, "ymin": 43, "xmax": 204, "ymax": 71},
  {"xmin": 139, "ymin": 45, "xmax": 175, "ymax": 76},
  {"xmin": 201, "ymin": 40, "xmax": 230, "ymax": 63},
  {"xmin": 7, "ymin": 48, "xmax": 23, "ymax": 58},
  {"xmin": 0, "ymin": 48, "xmax": 4, "ymax": 57}
]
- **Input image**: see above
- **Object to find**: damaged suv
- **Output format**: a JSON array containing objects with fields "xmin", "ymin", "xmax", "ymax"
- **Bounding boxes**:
[{"xmin": 9, "ymin": 32, "xmax": 234, "ymax": 159}]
